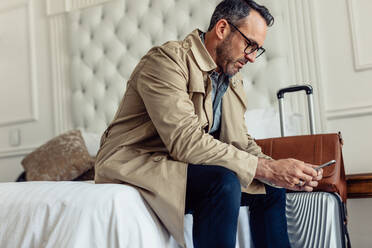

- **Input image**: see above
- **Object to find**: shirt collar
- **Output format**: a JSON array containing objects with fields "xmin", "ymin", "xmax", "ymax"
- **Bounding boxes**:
[{"xmin": 200, "ymin": 32, "xmax": 206, "ymax": 44}]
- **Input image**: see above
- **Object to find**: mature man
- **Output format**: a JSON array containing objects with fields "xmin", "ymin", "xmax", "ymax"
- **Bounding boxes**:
[{"xmin": 95, "ymin": 0, "xmax": 323, "ymax": 247}]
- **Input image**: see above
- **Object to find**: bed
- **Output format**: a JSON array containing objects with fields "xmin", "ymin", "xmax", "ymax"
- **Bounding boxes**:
[
  {"xmin": 0, "ymin": 0, "xmax": 344, "ymax": 247},
  {"xmin": 0, "ymin": 180, "xmax": 345, "ymax": 248}
]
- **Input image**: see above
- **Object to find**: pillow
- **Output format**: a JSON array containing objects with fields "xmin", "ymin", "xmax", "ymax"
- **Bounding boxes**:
[{"xmin": 21, "ymin": 130, "xmax": 94, "ymax": 181}]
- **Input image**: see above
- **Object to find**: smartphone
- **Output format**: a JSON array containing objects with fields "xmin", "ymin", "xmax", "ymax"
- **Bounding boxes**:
[{"xmin": 315, "ymin": 160, "xmax": 336, "ymax": 171}]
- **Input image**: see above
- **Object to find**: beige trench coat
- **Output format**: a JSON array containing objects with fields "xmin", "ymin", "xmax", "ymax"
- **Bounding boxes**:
[{"xmin": 95, "ymin": 29, "xmax": 271, "ymax": 247}]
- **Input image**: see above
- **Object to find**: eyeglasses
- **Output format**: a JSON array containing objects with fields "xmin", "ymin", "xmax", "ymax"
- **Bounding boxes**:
[{"xmin": 227, "ymin": 21, "xmax": 266, "ymax": 58}]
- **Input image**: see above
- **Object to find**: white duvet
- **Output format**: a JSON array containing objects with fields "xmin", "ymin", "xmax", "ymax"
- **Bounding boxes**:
[{"xmin": 0, "ymin": 181, "xmax": 253, "ymax": 248}]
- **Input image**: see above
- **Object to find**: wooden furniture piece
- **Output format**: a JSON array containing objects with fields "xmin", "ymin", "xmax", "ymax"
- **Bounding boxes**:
[{"xmin": 346, "ymin": 173, "xmax": 372, "ymax": 198}]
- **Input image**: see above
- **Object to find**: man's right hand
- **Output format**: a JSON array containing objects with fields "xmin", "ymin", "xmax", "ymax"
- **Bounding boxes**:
[{"xmin": 255, "ymin": 158, "xmax": 322, "ymax": 192}]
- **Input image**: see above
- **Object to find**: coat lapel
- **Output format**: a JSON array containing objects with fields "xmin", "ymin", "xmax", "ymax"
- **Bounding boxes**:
[
  {"xmin": 186, "ymin": 29, "xmax": 217, "ymax": 133},
  {"xmin": 229, "ymin": 74, "xmax": 248, "ymax": 109},
  {"xmin": 203, "ymin": 73, "xmax": 213, "ymax": 132}
]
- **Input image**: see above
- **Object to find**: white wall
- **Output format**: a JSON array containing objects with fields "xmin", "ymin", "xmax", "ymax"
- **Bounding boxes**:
[
  {"xmin": 0, "ymin": 0, "xmax": 371, "ymax": 246},
  {"xmin": 0, "ymin": 0, "xmax": 55, "ymax": 180},
  {"xmin": 314, "ymin": 0, "xmax": 372, "ymax": 174},
  {"xmin": 313, "ymin": 0, "xmax": 372, "ymax": 247}
]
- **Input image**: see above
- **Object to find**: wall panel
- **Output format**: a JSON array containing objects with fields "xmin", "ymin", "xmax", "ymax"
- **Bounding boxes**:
[
  {"xmin": 0, "ymin": 0, "xmax": 54, "ymax": 160},
  {"xmin": 347, "ymin": 0, "xmax": 372, "ymax": 70},
  {"xmin": 0, "ymin": 1, "xmax": 38, "ymax": 126}
]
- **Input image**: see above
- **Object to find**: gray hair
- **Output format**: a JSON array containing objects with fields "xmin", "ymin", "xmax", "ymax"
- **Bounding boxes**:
[{"xmin": 207, "ymin": 0, "xmax": 274, "ymax": 31}]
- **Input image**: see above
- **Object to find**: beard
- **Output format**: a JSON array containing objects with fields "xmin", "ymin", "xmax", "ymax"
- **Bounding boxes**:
[{"xmin": 216, "ymin": 33, "xmax": 246, "ymax": 76}]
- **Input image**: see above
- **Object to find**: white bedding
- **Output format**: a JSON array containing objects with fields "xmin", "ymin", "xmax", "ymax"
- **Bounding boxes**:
[{"xmin": 0, "ymin": 181, "xmax": 253, "ymax": 248}]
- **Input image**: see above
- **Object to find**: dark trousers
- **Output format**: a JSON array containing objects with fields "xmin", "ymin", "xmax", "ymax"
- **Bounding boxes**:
[{"xmin": 185, "ymin": 164, "xmax": 291, "ymax": 248}]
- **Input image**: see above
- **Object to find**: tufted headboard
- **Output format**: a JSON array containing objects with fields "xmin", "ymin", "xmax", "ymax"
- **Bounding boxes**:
[{"xmin": 66, "ymin": 0, "xmax": 292, "ymax": 135}]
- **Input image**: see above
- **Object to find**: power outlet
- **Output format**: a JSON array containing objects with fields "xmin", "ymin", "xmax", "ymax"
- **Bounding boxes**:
[{"xmin": 9, "ymin": 128, "xmax": 21, "ymax": 147}]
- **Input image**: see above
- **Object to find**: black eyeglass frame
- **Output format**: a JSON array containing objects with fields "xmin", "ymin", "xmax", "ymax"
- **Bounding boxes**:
[{"xmin": 227, "ymin": 21, "xmax": 266, "ymax": 58}]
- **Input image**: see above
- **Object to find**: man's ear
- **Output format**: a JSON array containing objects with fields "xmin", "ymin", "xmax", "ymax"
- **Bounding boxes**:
[{"xmin": 214, "ymin": 19, "xmax": 230, "ymax": 40}]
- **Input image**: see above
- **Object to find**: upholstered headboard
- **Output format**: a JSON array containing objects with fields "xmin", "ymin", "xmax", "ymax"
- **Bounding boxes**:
[{"xmin": 66, "ymin": 0, "xmax": 292, "ymax": 135}]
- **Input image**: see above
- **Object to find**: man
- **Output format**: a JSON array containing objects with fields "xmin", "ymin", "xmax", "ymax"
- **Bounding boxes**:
[{"xmin": 95, "ymin": 0, "xmax": 323, "ymax": 247}]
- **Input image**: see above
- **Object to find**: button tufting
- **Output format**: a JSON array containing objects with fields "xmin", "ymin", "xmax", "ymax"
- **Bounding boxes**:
[
  {"xmin": 124, "ymin": 5, "xmax": 128, "ymax": 14},
  {"xmin": 68, "ymin": 0, "xmax": 288, "ymax": 138}
]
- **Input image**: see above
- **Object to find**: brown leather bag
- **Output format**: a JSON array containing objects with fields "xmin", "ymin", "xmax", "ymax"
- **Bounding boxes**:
[{"xmin": 256, "ymin": 132, "xmax": 347, "ymax": 202}]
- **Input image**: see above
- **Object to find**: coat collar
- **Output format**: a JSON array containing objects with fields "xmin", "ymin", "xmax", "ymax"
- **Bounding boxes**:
[
  {"xmin": 185, "ymin": 29, "xmax": 248, "ymax": 113},
  {"xmin": 186, "ymin": 29, "xmax": 217, "ymax": 72}
]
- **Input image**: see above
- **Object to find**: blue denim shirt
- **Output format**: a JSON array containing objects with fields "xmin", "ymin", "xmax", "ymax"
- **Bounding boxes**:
[{"xmin": 200, "ymin": 33, "xmax": 230, "ymax": 134}]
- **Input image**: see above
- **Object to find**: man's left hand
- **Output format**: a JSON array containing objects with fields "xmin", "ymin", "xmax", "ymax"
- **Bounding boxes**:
[{"xmin": 299, "ymin": 164, "xmax": 323, "ymax": 190}]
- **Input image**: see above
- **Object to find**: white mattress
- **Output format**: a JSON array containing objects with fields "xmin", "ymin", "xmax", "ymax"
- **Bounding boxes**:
[
  {"xmin": 0, "ymin": 181, "xmax": 253, "ymax": 248},
  {"xmin": 0, "ymin": 181, "xmax": 344, "ymax": 248}
]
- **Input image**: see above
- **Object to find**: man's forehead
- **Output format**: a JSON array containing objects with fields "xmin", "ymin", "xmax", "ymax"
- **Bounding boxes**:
[{"xmin": 236, "ymin": 10, "xmax": 268, "ymax": 46}]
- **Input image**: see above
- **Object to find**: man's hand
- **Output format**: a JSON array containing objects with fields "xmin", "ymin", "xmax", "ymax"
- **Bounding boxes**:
[
  {"xmin": 255, "ymin": 158, "xmax": 323, "ymax": 192},
  {"xmin": 303, "ymin": 164, "xmax": 323, "ymax": 189}
]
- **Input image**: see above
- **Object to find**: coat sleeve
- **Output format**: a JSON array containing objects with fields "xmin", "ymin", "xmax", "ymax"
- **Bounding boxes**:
[
  {"xmin": 134, "ymin": 47, "xmax": 258, "ymax": 187},
  {"xmin": 245, "ymin": 133, "xmax": 273, "ymax": 160}
]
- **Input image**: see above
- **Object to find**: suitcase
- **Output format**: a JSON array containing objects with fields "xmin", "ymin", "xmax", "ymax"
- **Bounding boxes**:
[{"xmin": 257, "ymin": 85, "xmax": 351, "ymax": 248}]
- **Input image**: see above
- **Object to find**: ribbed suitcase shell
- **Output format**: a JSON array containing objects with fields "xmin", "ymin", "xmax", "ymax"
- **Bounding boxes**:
[{"xmin": 286, "ymin": 192, "xmax": 345, "ymax": 248}]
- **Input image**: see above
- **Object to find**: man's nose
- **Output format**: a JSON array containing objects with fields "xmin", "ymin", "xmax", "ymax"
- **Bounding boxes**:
[{"xmin": 245, "ymin": 51, "xmax": 256, "ymax": 63}]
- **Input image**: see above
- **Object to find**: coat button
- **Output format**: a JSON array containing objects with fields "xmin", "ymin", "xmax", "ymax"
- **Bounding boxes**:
[
  {"xmin": 153, "ymin": 156, "xmax": 163, "ymax": 162},
  {"xmin": 232, "ymin": 81, "xmax": 237, "ymax": 88},
  {"xmin": 182, "ymin": 41, "xmax": 190, "ymax": 49}
]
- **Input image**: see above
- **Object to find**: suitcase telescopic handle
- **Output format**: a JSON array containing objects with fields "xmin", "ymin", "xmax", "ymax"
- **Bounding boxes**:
[
  {"xmin": 276, "ymin": 84, "xmax": 316, "ymax": 137},
  {"xmin": 277, "ymin": 85, "xmax": 313, "ymax": 99}
]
